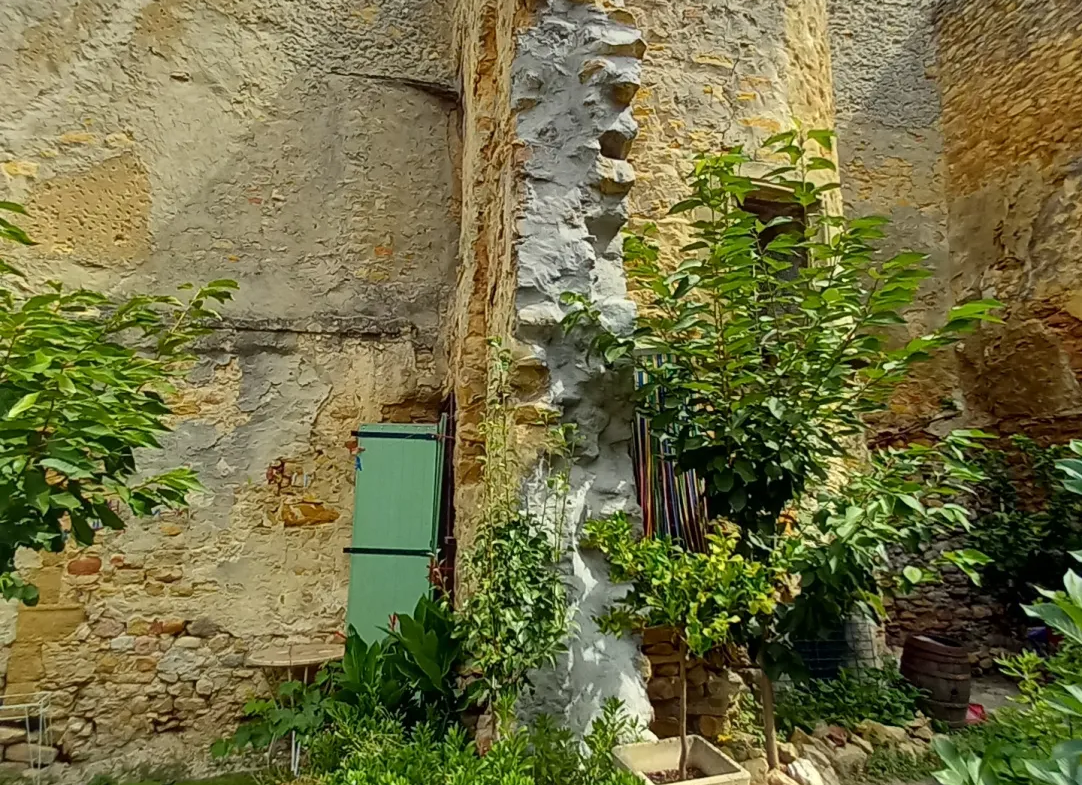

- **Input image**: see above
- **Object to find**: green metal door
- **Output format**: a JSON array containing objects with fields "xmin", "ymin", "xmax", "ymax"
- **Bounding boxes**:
[{"xmin": 346, "ymin": 420, "xmax": 445, "ymax": 641}]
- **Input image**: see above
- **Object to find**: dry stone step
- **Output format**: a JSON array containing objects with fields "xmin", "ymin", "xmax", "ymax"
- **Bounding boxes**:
[
  {"xmin": 0, "ymin": 726, "xmax": 27, "ymax": 745},
  {"xmin": 5, "ymin": 742, "xmax": 58, "ymax": 766}
]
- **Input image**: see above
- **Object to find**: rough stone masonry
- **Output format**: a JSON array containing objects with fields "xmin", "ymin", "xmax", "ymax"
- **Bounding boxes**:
[
  {"xmin": 0, "ymin": 0, "xmax": 458, "ymax": 776},
  {"xmin": 0, "ymin": 0, "xmax": 1080, "ymax": 780}
]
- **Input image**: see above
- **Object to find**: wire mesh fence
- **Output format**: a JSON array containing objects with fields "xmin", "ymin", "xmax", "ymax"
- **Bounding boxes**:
[{"xmin": 790, "ymin": 617, "xmax": 885, "ymax": 680}]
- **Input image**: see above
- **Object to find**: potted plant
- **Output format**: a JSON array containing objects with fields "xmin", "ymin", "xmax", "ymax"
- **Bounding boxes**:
[{"xmin": 584, "ymin": 513, "xmax": 781, "ymax": 784}]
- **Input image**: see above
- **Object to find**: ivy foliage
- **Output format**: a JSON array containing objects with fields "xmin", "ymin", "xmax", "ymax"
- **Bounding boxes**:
[
  {"xmin": 774, "ymin": 664, "xmax": 921, "ymax": 735},
  {"xmin": 0, "ymin": 202, "xmax": 236, "ymax": 604}
]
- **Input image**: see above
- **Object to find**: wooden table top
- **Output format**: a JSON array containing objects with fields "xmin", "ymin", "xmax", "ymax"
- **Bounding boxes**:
[{"xmin": 246, "ymin": 642, "xmax": 345, "ymax": 668}]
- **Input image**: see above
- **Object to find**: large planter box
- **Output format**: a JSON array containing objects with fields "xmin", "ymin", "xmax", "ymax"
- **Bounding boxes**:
[{"xmin": 613, "ymin": 736, "xmax": 750, "ymax": 785}]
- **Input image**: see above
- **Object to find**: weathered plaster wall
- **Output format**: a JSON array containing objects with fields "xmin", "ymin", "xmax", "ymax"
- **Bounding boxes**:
[
  {"xmin": 0, "ymin": 0, "xmax": 458, "ymax": 775},
  {"xmin": 827, "ymin": 0, "xmax": 956, "ymax": 437},
  {"xmin": 829, "ymin": 0, "xmax": 1082, "ymax": 438}
]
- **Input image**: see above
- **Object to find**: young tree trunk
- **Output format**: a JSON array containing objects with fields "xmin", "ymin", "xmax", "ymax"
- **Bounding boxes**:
[
  {"xmin": 678, "ymin": 639, "xmax": 689, "ymax": 780},
  {"xmin": 761, "ymin": 670, "xmax": 779, "ymax": 770}
]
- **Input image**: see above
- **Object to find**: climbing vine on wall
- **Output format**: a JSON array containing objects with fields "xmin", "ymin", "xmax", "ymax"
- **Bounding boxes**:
[{"xmin": 455, "ymin": 340, "xmax": 575, "ymax": 712}]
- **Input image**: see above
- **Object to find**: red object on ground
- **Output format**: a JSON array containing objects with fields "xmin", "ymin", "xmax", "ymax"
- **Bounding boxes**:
[{"xmin": 966, "ymin": 703, "xmax": 987, "ymax": 724}]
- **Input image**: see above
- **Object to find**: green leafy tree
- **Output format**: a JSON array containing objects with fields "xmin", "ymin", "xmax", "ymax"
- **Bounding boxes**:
[
  {"xmin": 584, "ymin": 512, "xmax": 786, "ymax": 780},
  {"xmin": 0, "ymin": 201, "xmax": 236, "ymax": 604},
  {"xmin": 563, "ymin": 130, "xmax": 1001, "ymax": 539},
  {"xmin": 563, "ymin": 129, "xmax": 1002, "ymax": 768},
  {"xmin": 782, "ymin": 430, "xmax": 992, "ymax": 648}
]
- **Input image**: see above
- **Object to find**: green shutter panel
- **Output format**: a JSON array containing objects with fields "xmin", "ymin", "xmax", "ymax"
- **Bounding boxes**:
[{"xmin": 346, "ymin": 420, "xmax": 445, "ymax": 641}]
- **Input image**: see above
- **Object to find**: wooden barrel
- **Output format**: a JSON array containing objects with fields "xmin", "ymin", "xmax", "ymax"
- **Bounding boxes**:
[{"xmin": 901, "ymin": 634, "xmax": 972, "ymax": 729}]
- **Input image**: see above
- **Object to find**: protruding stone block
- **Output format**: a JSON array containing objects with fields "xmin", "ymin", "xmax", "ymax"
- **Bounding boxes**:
[
  {"xmin": 594, "ymin": 158, "xmax": 636, "ymax": 195},
  {"xmin": 5, "ymin": 742, "xmax": 58, "ymax": 766},
  {"xmin": 14, "ymin": 606, "xmax": 85, "ymax": 644}
]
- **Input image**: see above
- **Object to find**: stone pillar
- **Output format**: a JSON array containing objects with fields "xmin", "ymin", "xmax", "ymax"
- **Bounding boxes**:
[
  {"xmin": 509, "ymin": 0, "xmax": 653, "ymax": 731},
  {"xmin": 505, "ymin": 0, "xmax": 838, "ymax": 734}
]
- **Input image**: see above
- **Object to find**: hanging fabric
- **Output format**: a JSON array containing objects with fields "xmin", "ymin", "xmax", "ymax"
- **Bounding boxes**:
[{"xmin": 631, "ymin": 354, "xmax": 709, "ymax": 551}]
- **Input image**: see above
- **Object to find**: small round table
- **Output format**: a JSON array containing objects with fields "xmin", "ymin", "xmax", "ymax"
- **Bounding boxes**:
[{"xmin": 246, "ymin": 643, "xmax": 345, "ymax": 773}]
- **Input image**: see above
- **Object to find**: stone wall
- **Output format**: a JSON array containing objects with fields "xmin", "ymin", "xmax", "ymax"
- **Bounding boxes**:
[
  {"xmin": 829, "ymin": 0, "xmax": 1082, "ymax": 662},
  {"xmin": 0, "ymin": 0, "xmax": 458, "ymax": 776},
  {"xmin": 508, "ymin": 0, "xmax": 653, "ymax": 732},
  {"xmin": 827, "ymin": 0, "xmax": 957, "ymax": 438},
  {"xmin": 884, "ymin": 539, "xmax": 1015, "ymax": 674},
  {"xmin": 640, "ymin": 629, "xmax": 749, "ymax": 741},
  {"xmin": 623, "ymin": 0, "xmax": 838, "ymax": 251},
  {"xmin": 445, "ymin": 0, "xmax": 520, "ymax": 559},
  {"xmin": 938, "ymin": 0, "xmax": 1082, "ymax": 434}
]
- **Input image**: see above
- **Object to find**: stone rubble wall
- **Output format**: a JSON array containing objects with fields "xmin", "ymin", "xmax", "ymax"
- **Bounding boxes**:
[
  {"xmin": 639, "ymin": 628, "xmax": 751, "ymax": 741},
  {"xmin": 834, "ymin": 0, "xmax": 1082, "ymax": 662},
  {"xmin": 445, "ymin": 0, "xmax": 520, "ymax": 561},
  {"xmin": 937, "ymin": 0, "xmax": 1082, "ymax": 434},
  {"xmin": 826, "ymin": 0, "xmax": 957, "ymax": 438},
  {"xmin": 0, "ymin": 0, "xmax": 459, "ymax": 777}
]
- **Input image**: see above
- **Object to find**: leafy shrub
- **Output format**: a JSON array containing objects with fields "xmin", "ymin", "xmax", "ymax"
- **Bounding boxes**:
[
  {"xmin": 585, "ymin": 511, "xmax": 785, "ymax": 778},
  {"xmin": 965, "ymin": 436, "xmax": 1082, "ymax": 615},
  {"xmin": 945, "ymin": 702, "xmax": 1075, "ymax": 784},
  {"xmin": 933, "ymin": 481, "xmax": 1082, "ymax": 785},
  {"xmin": 310, "ymin": 699, "xmax": 641, "ymax": 785},
  {"xmin": 864, "ymin": 746, "xmax": 940, "ymax": 784},
  {"xmin": 213, "ymin": 596, "xmax": 465, "ymax": 758},
  {"xmin": 775, "ymin": 665, "xmax": 922, "ymax": 735},
  {"xmin": 456, "ymin": 343, "xmax": 575, "ymax": 711}
]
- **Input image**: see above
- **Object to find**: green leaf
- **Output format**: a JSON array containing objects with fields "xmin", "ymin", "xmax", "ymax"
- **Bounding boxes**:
[
  {"xmin": 806, "ymin": 157, "xmax": 837, "ymax": 172},
  {"xmin": 807, "ymin": 129, "xmax": 834, "ymax": 152},
  {"xmin": 6, "ymin": 391, "xmax": 39, "ymax": 419},
  {"xmin": 39, "ymin": 457, "xmax": 93, "ymax": 479},
  {"xmin": 669, "ymin": 199, "xmax": 702, "ymax": 215}
]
